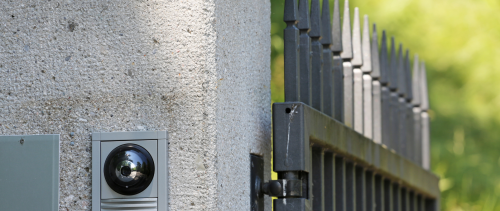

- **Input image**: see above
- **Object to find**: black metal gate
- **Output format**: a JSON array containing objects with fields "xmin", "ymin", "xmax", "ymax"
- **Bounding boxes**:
[{"xmin": 257, "ymin": 0, "xmax": 439, "ymax": 210}]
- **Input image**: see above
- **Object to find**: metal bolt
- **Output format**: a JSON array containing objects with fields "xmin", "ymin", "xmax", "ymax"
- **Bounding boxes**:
[
  {"xmin": 262, "ymin": 181, "xmax": 283, "ymax": 196},
  {"xmin": 268, "ymin": 181, "xmax": 283, "ymax": 196}
]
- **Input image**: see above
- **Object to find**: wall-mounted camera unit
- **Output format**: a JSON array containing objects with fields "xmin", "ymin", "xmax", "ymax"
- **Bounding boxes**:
[{"xmin": 92, "ymin": 131, "xmax": 168, "ymax": 211}]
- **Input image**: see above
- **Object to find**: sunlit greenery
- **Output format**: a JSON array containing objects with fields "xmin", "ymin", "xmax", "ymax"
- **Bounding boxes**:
[{"xmin": 270, "ymin": 0, "xmax": 500, "ymax": 210}]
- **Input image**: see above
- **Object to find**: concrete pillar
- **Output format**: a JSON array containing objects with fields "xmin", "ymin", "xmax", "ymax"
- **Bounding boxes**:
[{"xmin": 0, "ymin": 0, "xmax": 271, "ymax": 210}]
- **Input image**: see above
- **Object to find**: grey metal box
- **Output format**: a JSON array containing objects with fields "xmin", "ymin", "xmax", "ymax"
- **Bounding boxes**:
[
  {"xmin": 92, "ymin": 131, "xmax": 168, "ymax": 211},
  {"xmin": 0, "ymin": 135, "xmax": 60, "ymax": 211}
]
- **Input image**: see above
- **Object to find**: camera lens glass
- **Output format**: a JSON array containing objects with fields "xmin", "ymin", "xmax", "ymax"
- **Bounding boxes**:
[
  {"xmin": 104, "ymin": 144, "xmax": 155, "ymax": 195},
  {"xmin": 121, "ymin": 166, "xmax": 132, "ymax": 177}
]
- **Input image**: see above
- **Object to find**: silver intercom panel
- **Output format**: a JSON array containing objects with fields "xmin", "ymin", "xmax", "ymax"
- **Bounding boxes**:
[{"xmin": 92, "ymin": 131, "xmax": 168, "ymax": 211}]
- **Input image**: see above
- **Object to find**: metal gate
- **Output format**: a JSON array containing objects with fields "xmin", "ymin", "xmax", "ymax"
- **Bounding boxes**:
[{"xmin": 259, "ymin": 0, "xmax": 439, "ymax": 210}]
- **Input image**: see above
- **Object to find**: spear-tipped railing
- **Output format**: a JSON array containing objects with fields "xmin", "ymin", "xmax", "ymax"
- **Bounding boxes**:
[
  {"xmin": 283, "ymin": 0, "xmax": 300, "ymax": 102},
  {"xmin": 267, "ymin": 0, "xmax": 439, "ymax": 210},
  {"xmin": 298, "ymin": 0, "xmax": 312, "ymax": 105},
  {"xmin": 361, "ymin": 15, "xmax": 373, "ymax": 140}
]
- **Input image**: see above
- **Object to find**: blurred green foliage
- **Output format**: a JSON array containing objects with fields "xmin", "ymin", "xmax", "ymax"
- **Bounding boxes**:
[{"xmin": 270, "ymin": 0, "xmax": 500, "ymax": 210}]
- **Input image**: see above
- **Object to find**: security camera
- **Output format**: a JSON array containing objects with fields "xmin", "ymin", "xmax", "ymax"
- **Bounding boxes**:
[{"xmin": 92, "ymin": 131, "xmax": 168, "ymax": 211}]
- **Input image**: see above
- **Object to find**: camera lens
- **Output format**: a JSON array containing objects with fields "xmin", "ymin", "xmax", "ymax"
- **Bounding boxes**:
[
  {"xmin": 103, "ymin": 144, "xmax": 155, "ymax": 195},
  {"xmin": 121, "ymin": 166, "xmax": 131, "ymax": 177}
]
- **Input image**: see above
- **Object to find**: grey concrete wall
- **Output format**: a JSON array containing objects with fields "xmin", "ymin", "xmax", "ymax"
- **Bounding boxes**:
[
  {"xmin": 215, "ymin": 0, "xmax": 271, "ymax": 209},
  {"xmin": 0, "ymin": 0, "xmax": 270, "ymax": 210}
]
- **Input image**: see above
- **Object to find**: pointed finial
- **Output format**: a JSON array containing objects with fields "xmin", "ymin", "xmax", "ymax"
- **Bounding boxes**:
[
  {"xmin": 284, "ymin": 0, "xmax": 299, "ymax": 22},
  {"xmin": 297, "ymin": 0, "xmax": 310, "ymax": 30},
  {"xmin": 361, "ymin": 15, "xmax": 372, "ymax": 72},
  {"xmin": 371, "ymin": 24, "xmax": 380, "ymax": 78},
  {"xmin": 310, "ymin": 0, "xmax": 322, "ymax": 38},
  {"xmin": 397, "ymin": 43, "xmax": 406, "ymax": 96},
  {"xmin": 412, "ymin": 55, "xmax": 421, "ymax": 106},
  {"xmin": 351, "ymin": 8, "xmax": 362, "ymax": 66},
  {"xmin": 405, "ymin": 50, "xmax": 413, "ymax": 101},
  {"xmin": 388, "ymin": 37, "xmax": 398, "ymax": 90},
  {"xmin": 321, "ymin": 0, "xmax": 332, "ymax": 46},
  {"xmin": 420, "ymin": 62, "xmax": 429, "ymax": 110},
  {"xmin": 331, "ymin": 0, "xmax": 342, "ymax": 52},
  {"xmin": 380, "ymin": 30, "xmax": 388, "ymax": 85},
  {"xmin": 340, "ymin": 0, "xmax": 352, "ymax": 59}
]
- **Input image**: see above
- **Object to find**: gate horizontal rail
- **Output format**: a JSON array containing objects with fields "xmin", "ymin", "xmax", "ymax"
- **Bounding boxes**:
[{"xmin": 272, "ymin": 102, "xmax": 439, "ymax": 210}]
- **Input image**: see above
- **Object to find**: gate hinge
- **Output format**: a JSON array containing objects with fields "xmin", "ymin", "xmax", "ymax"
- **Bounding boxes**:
[
  {"xmin": 251, "ymin": 154, "xmax": 305, "ymax": 211},
  {"xmin": 261, "ymin": 179, "xmax": 303, "ymax": 197}
]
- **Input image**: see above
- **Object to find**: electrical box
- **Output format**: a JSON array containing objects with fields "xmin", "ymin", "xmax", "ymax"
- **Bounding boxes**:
[
  {"xmin": 0, "ymin": 135, "xmax": 60, "ymax": 211},
  {"xmin": 92, "ymin": 131, "xmax": 168, "ymax": 211}
]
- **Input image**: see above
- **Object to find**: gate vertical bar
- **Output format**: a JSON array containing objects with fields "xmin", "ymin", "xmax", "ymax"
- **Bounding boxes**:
[
  {"xmin": 388, "ymin": 38, "xmax": 399, "ymax": 152},
  {"xmin": 393, "ymin": 183, "xmax": 400, "ymax": 211},
  {"xmin": 404, "ymin": 51, "xmax": 414, "ymax": 162},
  {"xmin": 324, "ymin": 152, "xmax": 335, "ymax": 210},
  {"xmin": 416, "ymin": 195, "xmax": 423, "ymax": 211},
  {"xmin": 379, "ymin": 31, "xmax": 391, "ymax": 148},
  {"xmin": 421, "ymin": 112, "xmax": 429, "ymax": 168},
  {"xmin": 312, "ymin": 148, "xmax": 325, "ymax": 211},
  {"xmin": 411, "ymin": 193, "xmax": 418, "ymax": 211},
  {"xmin": 298, "ymin": 0, "xmax": 311, "ymax": 105},
  {"xmin": 361, "ymin": 15, "xmax": 373, "ymax": 139},
  {"xmin": 425, "ymin": 198, "xmax": 438, "ymax": 211},
  {"xmin": 345, "ymin": 161, "xmax": 356, "ymax": 211},
  {"xmin": 335, "ymin": 156, "xmax": 346, "ymax": 211},
  {"xmin": 283, "ymin": 0, "xmax": 300, "ymax": 102},
  {"xmin": 310, "ymin": 0, "xmax": 324, "ymax": 112},
  {"xmin": 341, "ymin": 0, "xmax": 354, "ymax": 128},
  {"xmin": 346, "ymin": 162, "xmax": 356, "ymax": 211},
  {"xmin": 355, "ymin": 166, "xmax": 366, "ymax": 211},
  {"xmin": 384, "ymin": 179, "xmax": 392, "ymax": 211},
  {"xmin": 397, "ymin": 46, "xmax": 407, "ymax": 157},
  {"xmin": 365, "ymin": 171, "xmax": 374, "ymax": 211},
  {"xmin": 420, "ymin": 62, "xmax": 430, "ymax": 169},
  {"xmin": 398, "ymin": 96, "xmax": 407, "ymax": 155},
  {"xmin": 321, "ymin": 0, "xmax": 334, "ymax": 117},
  {"xmin": 421, "ymin": 197, "xmax": 427, "ymax": 211},
  {"xmin": 411, "ymin": 56, "xmax": 422, "ymax": 164},
  {"xmin": 409, "ymin": 191, "xmax": 415, "ymax": 211},
  {"xmin": 397, "ymin": 48, "xmax": 408, "ymax": 97},
  {"xmin": 371, "ymin": 24, "xmax": 382, "ymax": 144},
  {"xmin": 331, "ymin": 0, "xmax": 344, "ymax": 122},
  {"xmin": 352, "ymin": 7, "xmax": 364, "ymax": 134},
  {"xmin": 401, "ymin": 188, "xmax": 408, "ymax": 211},
  {"xmin": 374, "ymin": 174, "xmax": 383, "ymax": 211},
  {"xmin": 413, "ymin": 108, "xmax": 422, "ymax": 163}
]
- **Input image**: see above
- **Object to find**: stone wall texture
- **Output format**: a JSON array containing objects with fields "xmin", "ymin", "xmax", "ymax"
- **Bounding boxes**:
[{"xmin": 0, "ymin": 0, "xmax": 271, "ymax": 210}]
